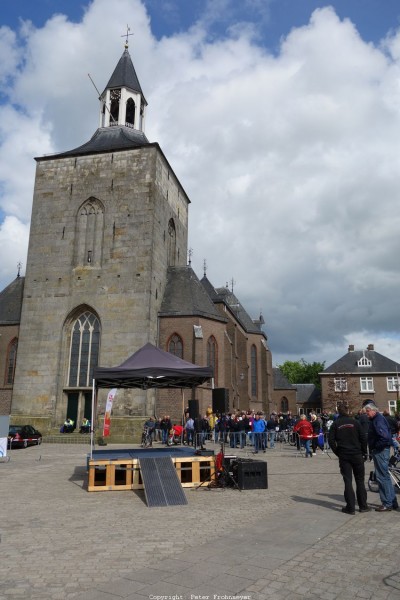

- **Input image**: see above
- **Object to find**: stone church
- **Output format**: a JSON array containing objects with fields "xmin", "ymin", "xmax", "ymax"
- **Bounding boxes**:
[{"xmin": 0, "ymin": 42, "xmax": 273, "ymax": 439}]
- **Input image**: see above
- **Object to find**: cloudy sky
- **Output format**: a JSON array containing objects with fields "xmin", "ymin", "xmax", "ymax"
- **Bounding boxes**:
[{"xmin": 1, "ymin": 0, "xmax": 400, "ymax": 367}]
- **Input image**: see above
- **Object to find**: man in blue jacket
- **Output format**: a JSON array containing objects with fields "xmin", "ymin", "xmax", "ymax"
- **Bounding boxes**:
[
  {"xmin": 253, "ymin": 413, "xmax": 266, "ymax": 454},
  {"xmin": 364, "ymin": 401, "xmax": 397, "ymax": 512}
]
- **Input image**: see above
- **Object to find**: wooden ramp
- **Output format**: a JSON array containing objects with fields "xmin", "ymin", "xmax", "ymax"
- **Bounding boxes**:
[{"xmin": 139, "ymin": 456, "xmax": 188, "ymax": 507}]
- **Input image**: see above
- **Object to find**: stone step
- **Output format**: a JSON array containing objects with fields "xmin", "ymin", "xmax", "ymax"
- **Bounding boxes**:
[{"xmin": 43, "ymin": 433, "xmax": 91, "ymax": 444}]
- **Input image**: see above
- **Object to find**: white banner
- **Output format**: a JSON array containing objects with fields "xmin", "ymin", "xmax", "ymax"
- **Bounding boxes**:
[{"xmin": 103, "ymin": 388, "xmax": 117, "ymax": 437}]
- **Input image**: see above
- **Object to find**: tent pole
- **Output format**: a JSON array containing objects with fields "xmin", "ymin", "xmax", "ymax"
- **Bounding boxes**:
[
  {"xmin": 90, "ymin": 378, "xmax": 95, "ymax": 460},
  {"xmin": 181, "ymin": 389, "xmax": 185, "ymax": 444}
]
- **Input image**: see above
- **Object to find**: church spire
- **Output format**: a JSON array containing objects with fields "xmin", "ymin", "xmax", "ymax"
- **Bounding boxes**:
[{"xmin": 99, "ymin": 33, "xmax": 147, "ymax": 132}]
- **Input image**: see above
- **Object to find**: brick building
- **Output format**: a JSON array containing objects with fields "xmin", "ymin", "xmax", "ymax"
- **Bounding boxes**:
[
  {"xmin": 0, "ymin": 43, "xmax": 272, "ymax": 435},
  {"xmin": 271, "ymin": 368, "xmax": 321, "ymax": 416},
  {"xmin": 0, "ymin": 276, "xmax": 24, "ymax": 415},
  {"xmin": 320, "ymin": 344, "xmax": 400, "ymax": 414}
]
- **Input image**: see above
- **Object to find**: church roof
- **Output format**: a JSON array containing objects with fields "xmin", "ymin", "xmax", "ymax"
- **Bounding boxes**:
[
  {"xmin": 323, "ymin": 348, "xmax": 400, "ymax": 374},
  {"xmin": 0, "ymin": 276, "xmax": 24, "ymax": 325},
  {"xmin": 214, "ymin": 286, "xmax": 262, "ymax": 334},
  {"xmin": 273, "ymin": 367, "xmax": 295, "ymax": 390},
  {"xmin": 200, "ymin": 275, "xmax": 219, "ymax": 300},
  {"xmin": 38, "ymin": 126, "xmax": 149, "ymax": 160},
  {"xmin": 103, "ymin": 48, "xmax": 147, "ymax": 103},
  {"xmin": 295, "ymin": 383, "xmax": 321, "ymax": 405},
  {"xmin": 159, "ymin": 267, "xmax": 227, "ymax": 322}
]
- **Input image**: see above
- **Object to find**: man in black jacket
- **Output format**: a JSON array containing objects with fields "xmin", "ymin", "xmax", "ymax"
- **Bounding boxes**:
[{"xmin": 328, "ymin": 404, "xmax": 370, "ymax": 515}]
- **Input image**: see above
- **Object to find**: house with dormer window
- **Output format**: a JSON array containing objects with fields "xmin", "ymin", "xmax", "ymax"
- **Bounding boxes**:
[{"xmin": 320, "ymin": 344, "xmax": 400, "ymax": 414}]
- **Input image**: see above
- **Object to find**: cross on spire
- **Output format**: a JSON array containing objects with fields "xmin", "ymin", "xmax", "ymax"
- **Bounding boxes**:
[{"xmin": 121, "ymin": 25, "xmax": 134, "ymax": 48}]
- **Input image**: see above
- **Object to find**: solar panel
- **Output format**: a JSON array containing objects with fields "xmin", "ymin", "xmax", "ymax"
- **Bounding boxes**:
[{"xmin": 139, "ymin": 456, "xmax": 188, "ymax": 507}]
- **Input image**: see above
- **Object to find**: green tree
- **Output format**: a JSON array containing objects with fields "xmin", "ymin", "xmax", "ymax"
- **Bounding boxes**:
[{"xmin": 277, "ymin": 359, "xmax": 325, "ymax": 389}]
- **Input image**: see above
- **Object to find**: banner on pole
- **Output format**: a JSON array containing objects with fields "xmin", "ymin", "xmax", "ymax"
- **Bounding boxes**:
[{"xmin": 103, "ymin": 388, "xmax": 117, "ymax": 437}]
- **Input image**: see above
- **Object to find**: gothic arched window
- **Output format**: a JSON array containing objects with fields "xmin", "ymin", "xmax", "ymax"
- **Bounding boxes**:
[
  {"xmin": 280, "ymin": 397, "xmax": 289, "ymax": 413},
  {"xmin": 67, "ymin": 311, "xmax": 100, "ymax": 387},
  {"xmin": 5, "ymin": 337, "xmax": 18, "ymax": 385},
  {"xmin": 168, "ymin": 333, "xmax": 183, "ymax": 359},
  {"xmin": 126, "ymin": 98, "xmax": 135, "ymax": 127},
  {"xmin": 167, "ymin": 218, "xmax": 176, "ymax": 266},
  {"xmin": 251, "ymin": 345, "xmax": 257, "ymax": 397},
  {"xmin": 207, "ymin": 336, "xmax": 218, "ymax": 385},
  {"xmin": 75, "ymin": 198, "xmax": 104, "ymax": 267}
]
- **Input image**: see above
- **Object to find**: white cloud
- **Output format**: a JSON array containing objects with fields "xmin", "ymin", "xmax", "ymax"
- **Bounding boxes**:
[
  {"xmin": 1, "ymin": 1, "xmax": 400, "ymax": 365},
  {"xmin": 0, "ymin": 216, "xmax": 30, "ymax": 281}
]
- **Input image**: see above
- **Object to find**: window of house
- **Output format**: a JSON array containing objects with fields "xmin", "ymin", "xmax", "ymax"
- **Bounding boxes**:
[
  {"xmin": 388, "ymin": 400, "xmax": 397, "ymax": 415},
  {"xmin": 68, "ymin": 312, "xmax": 100, "ymax": 387},
  {"xmin": 5, "ymin": 338, "xmax": 18, "ymax": 385},
  {"xmin": 251, "ymin": 345, "xmax": 257, "ymax": 397},
  {"xmin": 360, "ymin": 377, "xmax": 374, "ymax": 392},
  {"xmin": 280, "ymin": 397, "xmax": 288, "ymax": 412},
  {"xmin": 207, "ymin": 336, "xmax": 217, "ymax": 386},
  {"xmin": 387, "ymin": 376, "xmax": 400, "ymax": 392},
  {"xmin": 168, "ymin": 334, "xmax": 183, "ymax": 359},
  {"xmin": 334, "ymin": 377, "xmax": 348, "ymax": 392},
  {"xmin": 358, "ymin": 355, "xmax": 372, "ymax": 367}
]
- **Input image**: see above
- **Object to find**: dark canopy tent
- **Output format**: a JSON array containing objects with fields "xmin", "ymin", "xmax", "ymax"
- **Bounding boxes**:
[
  {"xmin": 93, "ymin": 342, "xmax": 213, "ymax": 389},
  {"xmin": 90, "ymin": 343, "xmax": 214, "ymax": 455}
]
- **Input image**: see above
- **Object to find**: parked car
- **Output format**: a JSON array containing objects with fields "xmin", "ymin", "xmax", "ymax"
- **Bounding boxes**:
[{"xmin": 8, "ymin": 425, "xmax": 43, "ymax": 448}]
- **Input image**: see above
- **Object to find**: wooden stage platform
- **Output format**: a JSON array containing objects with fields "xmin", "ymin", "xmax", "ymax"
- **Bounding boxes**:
[{"xmin": 87, "ymin": 447, "xmax": 216, "ymax": 492}]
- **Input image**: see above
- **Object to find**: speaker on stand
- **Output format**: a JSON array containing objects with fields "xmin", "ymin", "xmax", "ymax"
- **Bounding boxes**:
[
  {"xmin": 212, "ymin": 388, "xmax": 229, "ymax": 414},
  {"xmin": 188, "ymin": 399, "xmax": 199, "ymax": 420}
]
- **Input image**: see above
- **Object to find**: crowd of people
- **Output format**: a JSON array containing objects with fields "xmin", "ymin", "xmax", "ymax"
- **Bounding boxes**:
[
  {"xmin": 143, "ymin": 403, "xmax": 400, "ymax": 514},
  {"xmin": 144, "ymin": 409, "xmax": 333, "ymax": 452}
]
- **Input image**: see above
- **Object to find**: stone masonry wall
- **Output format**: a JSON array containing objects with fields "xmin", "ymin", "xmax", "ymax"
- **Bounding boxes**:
[{"xmin": 11, "ymin": 145, "xmax": 189, "ymax": 426}]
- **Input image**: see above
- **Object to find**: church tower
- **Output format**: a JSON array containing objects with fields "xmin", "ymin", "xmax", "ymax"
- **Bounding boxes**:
[{"xmin": 11, "ymin": 41, "xmax": 189, "ymax": 430}]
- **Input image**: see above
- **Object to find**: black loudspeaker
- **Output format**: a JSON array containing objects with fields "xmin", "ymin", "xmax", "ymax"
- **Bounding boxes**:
[
  {"xmin": 233, "ymin": 459, "xmax": 268, "ymax": 490},
  {"xmin": 188, "ymin": 399, "xmax": 199, "ymax": 420},
  {"xmin": 212, "ymin": 388, "xmax": 229, "ymax": 413}
]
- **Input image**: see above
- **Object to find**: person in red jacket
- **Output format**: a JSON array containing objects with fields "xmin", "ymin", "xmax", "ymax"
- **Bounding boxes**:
[{"xmin": 294, "ymin": 414, "xmax": 313, "ymax": 457}]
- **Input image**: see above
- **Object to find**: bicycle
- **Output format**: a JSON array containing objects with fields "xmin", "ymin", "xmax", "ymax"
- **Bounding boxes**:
[
  {"xmin": 274, "ymin": 428, "xmax": 297, "ymax": 445},
  {"xmin": 140, "ymin": 426, "xmax": 153, "ymax": 448},
  {"xmin": 368, "ymin": 449, "xmax": 400, "ymax": 493}
]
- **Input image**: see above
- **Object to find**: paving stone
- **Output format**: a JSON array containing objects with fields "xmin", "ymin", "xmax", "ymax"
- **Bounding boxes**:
[{"xmin": 2, "ymin": 443, "xmax": 400, "ymax": 600}]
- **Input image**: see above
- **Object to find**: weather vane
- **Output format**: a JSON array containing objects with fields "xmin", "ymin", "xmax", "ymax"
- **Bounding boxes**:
[{"xmin": 121, "ymin": 25, "xmax": 134, "ymax": 48}]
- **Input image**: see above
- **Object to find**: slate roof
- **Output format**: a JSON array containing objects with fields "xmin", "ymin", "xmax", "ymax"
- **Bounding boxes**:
[
  {"xmin": 200, "ymin": 275, "xmax": 219, "ymax": 301},
  {"xmin": 0, "ymin": 276, "xmax": 24, "ymax": 325},
  {"xmin": 295, "ymin": 384, "xmax": 321, "ymax": 405},
  {"xmin": 37, "ymin": 126, "xmax": 150, "ymax": 160},
  {"xmin": 159, "ymin": 267, "xmax": 227, "ymax": 322},
  {"xmin": 213, "ymin": 286, "xmax": 263, "ymax": 334},
  {"xmin": 323, "ymin": 349, "xmax": 400, "ymax": 374},
  {"xmin": 273, "ymin": 368, "xmax": 295, "ymax": 390},
  {"xmin": 102, "ymin": 48, "xmax": 147, "ymax": 102}
]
